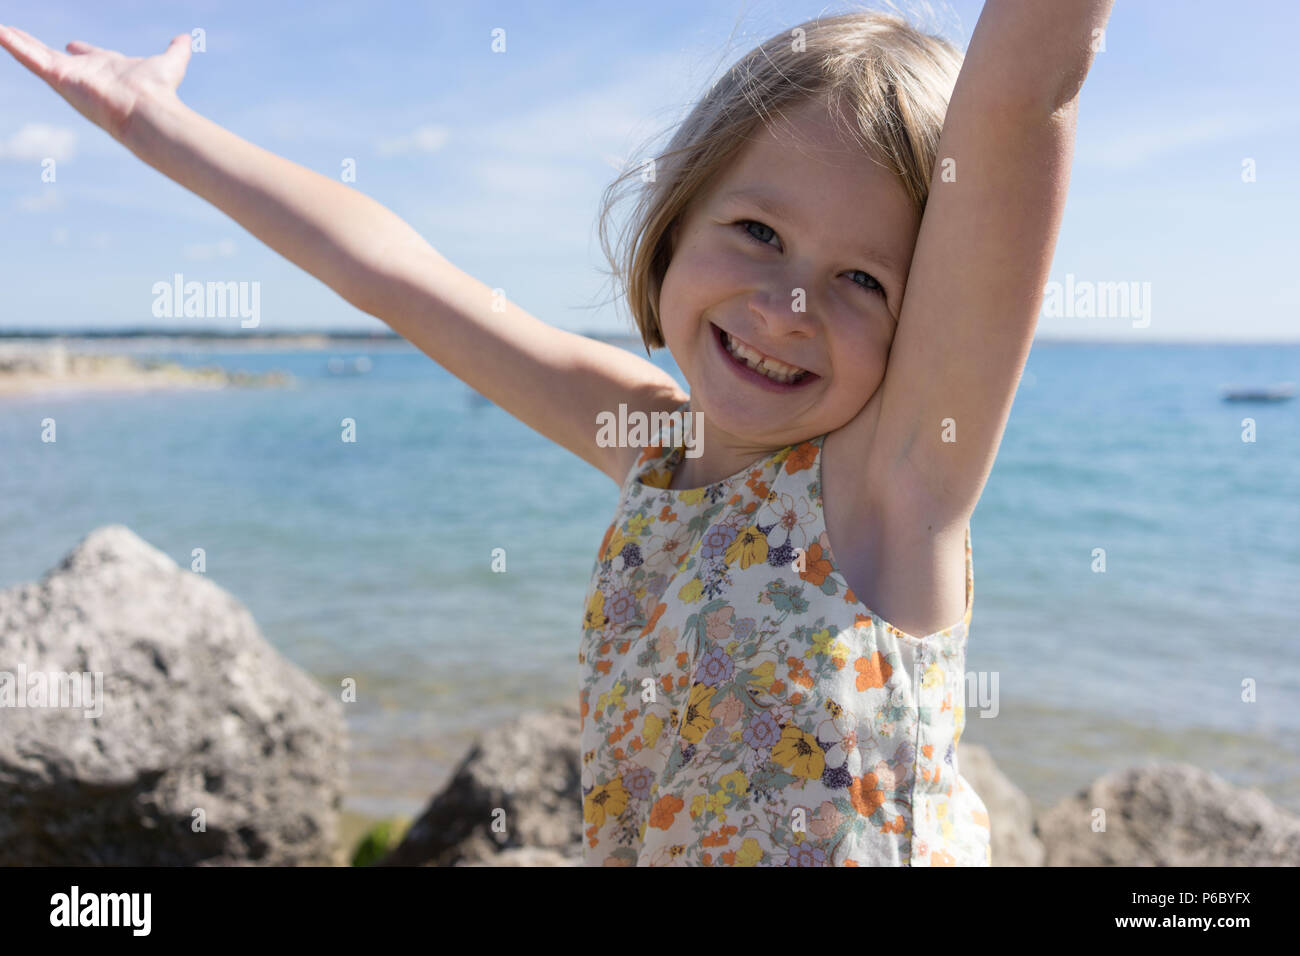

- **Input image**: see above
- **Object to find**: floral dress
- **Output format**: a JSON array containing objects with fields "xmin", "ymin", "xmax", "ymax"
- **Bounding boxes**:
[{"xmin": 578, "ymin": 403, "xmax": 992, "ymax": 866}]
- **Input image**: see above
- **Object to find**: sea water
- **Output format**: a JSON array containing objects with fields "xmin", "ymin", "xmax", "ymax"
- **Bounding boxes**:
[{"xmin": 0, "ymin": 339, "xmax": 1296, "ymax": 819}]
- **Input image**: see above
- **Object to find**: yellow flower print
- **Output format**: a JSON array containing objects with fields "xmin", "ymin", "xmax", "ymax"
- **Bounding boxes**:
[
  {"xmin": 680, "ymin": 488, "xmax": 707, "ymax": 506},
  {"xmin": 704, "ymin": 789, "xmax": 732, "ymax": 820},
  {"xmin": 735, "ymin": 837, "xmax": 764, "ymax": 866},
  {"xmin": 677, "ymin": 578, "xmax": 704, "ymax": 604},
  {"xmin": 747, "ymin": 659, "xmax": 776, "ymax": 693},
  {"xmin": 604, "ymin": 530, "xmax": 628, "ymax": 560},
  {"xmin": 938, "ymin": 800, "xmax": 954, "ymax": 841},
  {"xmin": 806, "ymin": 628, "xmax": 834, "ymax": 659},
  {"xmin": 597, "ymin": 680, "xmax": 628, "ymax": 716},
  {"xmin": 643, "ymin": 712, "xmax": 664, "ymax": 749},
  {"xmin": 724, "ymin": 525, "xmax": 769, "ymax": 569},
  {"xmin": 584, "ymin": 591, "xmax": 607, "ymax": 629},
  {"xmin": 772, "ymin": 724, "xmax": 826, "ymax": 780},
  {"xmin": 719, "ymin": 770, "xmax": 748, "ymax": 797},
  {"xmin": 626, "ymin": 514, "xmax": 650, "ymax": 537},
  {"xmin": 828, "ymin": 639, "xmax": 851, "ymax": 669},
  {"xmin": 642, "ymin": 468, "xmax": 673, "ymax": 489},
  {"xmin": 922, "ymin": 662, "xmax": 944, "ymax": 690},
  {"xmin": 680, "ymin": 683, "xmax": 716, "ymax": 744},
  {"xmin": 584, "ymin": 776, "xmax": 630, "ymax": 827}
]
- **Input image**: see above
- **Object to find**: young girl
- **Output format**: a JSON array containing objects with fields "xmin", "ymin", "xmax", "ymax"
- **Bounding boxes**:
[{"xmin": 1, "ymin": 1, "xmax": 1112, "ymax": 866}]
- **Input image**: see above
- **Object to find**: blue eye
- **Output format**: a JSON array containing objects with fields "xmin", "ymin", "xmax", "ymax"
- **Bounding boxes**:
[
  {"xmin": 847, "ymin": 270, "xmax": 885, "ymax": 296},
  {"xmin": 738, "ymin": 220, "xmax": 778, "ymax": 246},
  {"xmin": 735, "ymin": 219, "xmax": 886, "ymax": 299}
]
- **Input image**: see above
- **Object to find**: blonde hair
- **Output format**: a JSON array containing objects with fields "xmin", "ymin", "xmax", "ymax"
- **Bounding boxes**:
[{"xmin": 596, "ymin": 7, "xmax": 963, "ymax": 353}]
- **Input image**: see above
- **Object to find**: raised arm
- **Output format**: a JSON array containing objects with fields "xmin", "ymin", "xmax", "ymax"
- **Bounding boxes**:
[
  {"xmin": 861, "ymin": 0, "xmax": 1114, "ymax": 518},
  {"xmin": 0, "ymin": 25, "xmax": 685, "ymax": 484}
]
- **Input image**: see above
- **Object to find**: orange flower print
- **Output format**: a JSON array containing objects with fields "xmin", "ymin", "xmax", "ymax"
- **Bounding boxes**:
[
  {"xmin": 648, "ymin": 793, "xmax": 685, "ymax": 830},
  {"xmin": 849, "ymin": 772, "xmax": 886, "ymax": 818},
  {"xmin": 597, "ymin": 522, "xmax": 615, "ymax": 562},
  {"xmin": 797, "ymin": 542, "xmax": 834, "ymax": 586},
  {"xmin": 701, "ymin": 824, "xmax": 738, "ymax": 847},
  {"xmin": 787, "ymin": 656, "xmax": 814, "ymax": 689},
  {"xmin": 854, "ymin": 651, "xmax": 893, "ymax": 691},
  {"xmin": 640, "ymin": 602, "xmax": 666, "ymax": 637},
  {"xmin": 637, "ymin": 442, "xmax": 664, "ymax": 466},
  {"xmin": 783, "ymin": 441, "xmax": 818, "ymax": 474}
]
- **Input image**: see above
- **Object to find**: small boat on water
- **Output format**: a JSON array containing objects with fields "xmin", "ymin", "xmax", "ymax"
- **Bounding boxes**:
[
  {"xmin": 1219, "ymin": 382, "xmax": 1295, "ymax": 402},
  {"xmin": 326, "ymin": 356, "xmax": 373, "ymax": 375}
]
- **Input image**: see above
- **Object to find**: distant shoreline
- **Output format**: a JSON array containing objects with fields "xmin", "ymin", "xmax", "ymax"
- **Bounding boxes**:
[
  {"xmin": 0, "ymin": 329, "xmax": 649, "ymax": 350},
  {"xmin": 0, "ymin": 341, "xmax": 293, "ymax": 396},
  {"xmin": 1, "ymin": 330, "xmax": 1296, "ymax": 347}
]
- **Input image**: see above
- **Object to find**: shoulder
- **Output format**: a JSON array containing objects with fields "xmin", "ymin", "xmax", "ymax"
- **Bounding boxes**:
[{"xmin": 603, "ymin": 392, "xmax": 692, "ymax": 486}]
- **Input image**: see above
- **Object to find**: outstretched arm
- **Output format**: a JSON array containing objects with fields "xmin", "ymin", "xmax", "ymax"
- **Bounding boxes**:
[
  {"xmin": 860, "ymin": 0, "xmax": 1115, "ymax": 518},
  {"xmin": 0, "ymin": 25, "xmax": 685, "ymax": 484}
]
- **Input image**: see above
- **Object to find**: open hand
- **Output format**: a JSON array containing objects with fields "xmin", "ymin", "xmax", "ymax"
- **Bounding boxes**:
[{"xmin": 0, "ymin": 24, "xmax": 192, "ymax": 144}]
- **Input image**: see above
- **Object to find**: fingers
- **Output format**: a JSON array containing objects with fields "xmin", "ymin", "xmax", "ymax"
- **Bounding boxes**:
[
  {"xmin": 0, "ymin": 24, "xmax": 62, "ymax": 77},
  {"xmin": 66, "ymin": 40, "xmax": 100, "ymax": 55},
  {"xmin": 162, "ymin": 32, "xmax": 192, "ymax": 65}
]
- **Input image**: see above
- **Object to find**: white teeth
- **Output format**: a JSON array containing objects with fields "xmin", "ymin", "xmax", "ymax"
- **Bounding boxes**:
[{"xmin": 721, "ymin": 330, "xmax": 809, "ymax": 384}]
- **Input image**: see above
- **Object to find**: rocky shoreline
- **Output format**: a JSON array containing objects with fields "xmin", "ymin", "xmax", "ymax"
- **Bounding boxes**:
[
  {"xmin": 1, "ymin": 526, "xmax": 1296, "ymax": 866},
  {"xmin": 0, "ymin": 342, "xmax": 291, "ymax": 396}
]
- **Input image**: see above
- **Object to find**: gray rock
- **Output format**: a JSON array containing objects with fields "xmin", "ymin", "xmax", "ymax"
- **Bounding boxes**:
[
  {"xmin": 0, "ymin": 524, "xmax": 345, "ymax": 865},
  {"xmin": 959, "ymin": 743, "xmax": 1045, "ymax": 866},
  {"xmin": 1037, "ymin": 763, "xmax": 1300, "ymax": 866},
  {"xmin": 378, "ymin": 705, "xmax": 582, "ymax": 866}
]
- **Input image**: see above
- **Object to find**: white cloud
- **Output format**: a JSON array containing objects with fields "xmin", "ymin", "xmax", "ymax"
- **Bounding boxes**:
[
  {"xmin": 0, "ymin": 123, "xmax": 77, "ymax": 162},
  {"xmin": 376, "ymin": 124, "xmax": 449, "ymax": 156}
]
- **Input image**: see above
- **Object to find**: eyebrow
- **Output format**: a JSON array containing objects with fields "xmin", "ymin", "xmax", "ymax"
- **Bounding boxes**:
[{"xmin": 719, "ymin": 187, "xmax": 904, "ymax": 284}]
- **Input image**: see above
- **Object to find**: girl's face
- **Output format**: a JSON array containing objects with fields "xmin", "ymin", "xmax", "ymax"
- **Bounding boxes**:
[{"xmin": 658, "ymin": 96, "xmax": 921, "ymax": 454}]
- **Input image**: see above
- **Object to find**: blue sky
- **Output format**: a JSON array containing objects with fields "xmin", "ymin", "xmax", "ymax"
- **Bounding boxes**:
[{"xmin": 0, "ymin": 0, "xmax": 1296, "ymax": 341}]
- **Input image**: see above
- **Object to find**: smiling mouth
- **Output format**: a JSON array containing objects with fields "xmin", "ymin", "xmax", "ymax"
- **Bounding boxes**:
[{"xmin": 714, "ymin": 323, "xmax": 815, "ymax": 386}]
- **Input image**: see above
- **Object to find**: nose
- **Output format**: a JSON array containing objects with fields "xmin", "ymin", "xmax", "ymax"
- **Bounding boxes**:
[{"xmin": 748, "ymin": 265, "xmax": 819, "ymax": 338}]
